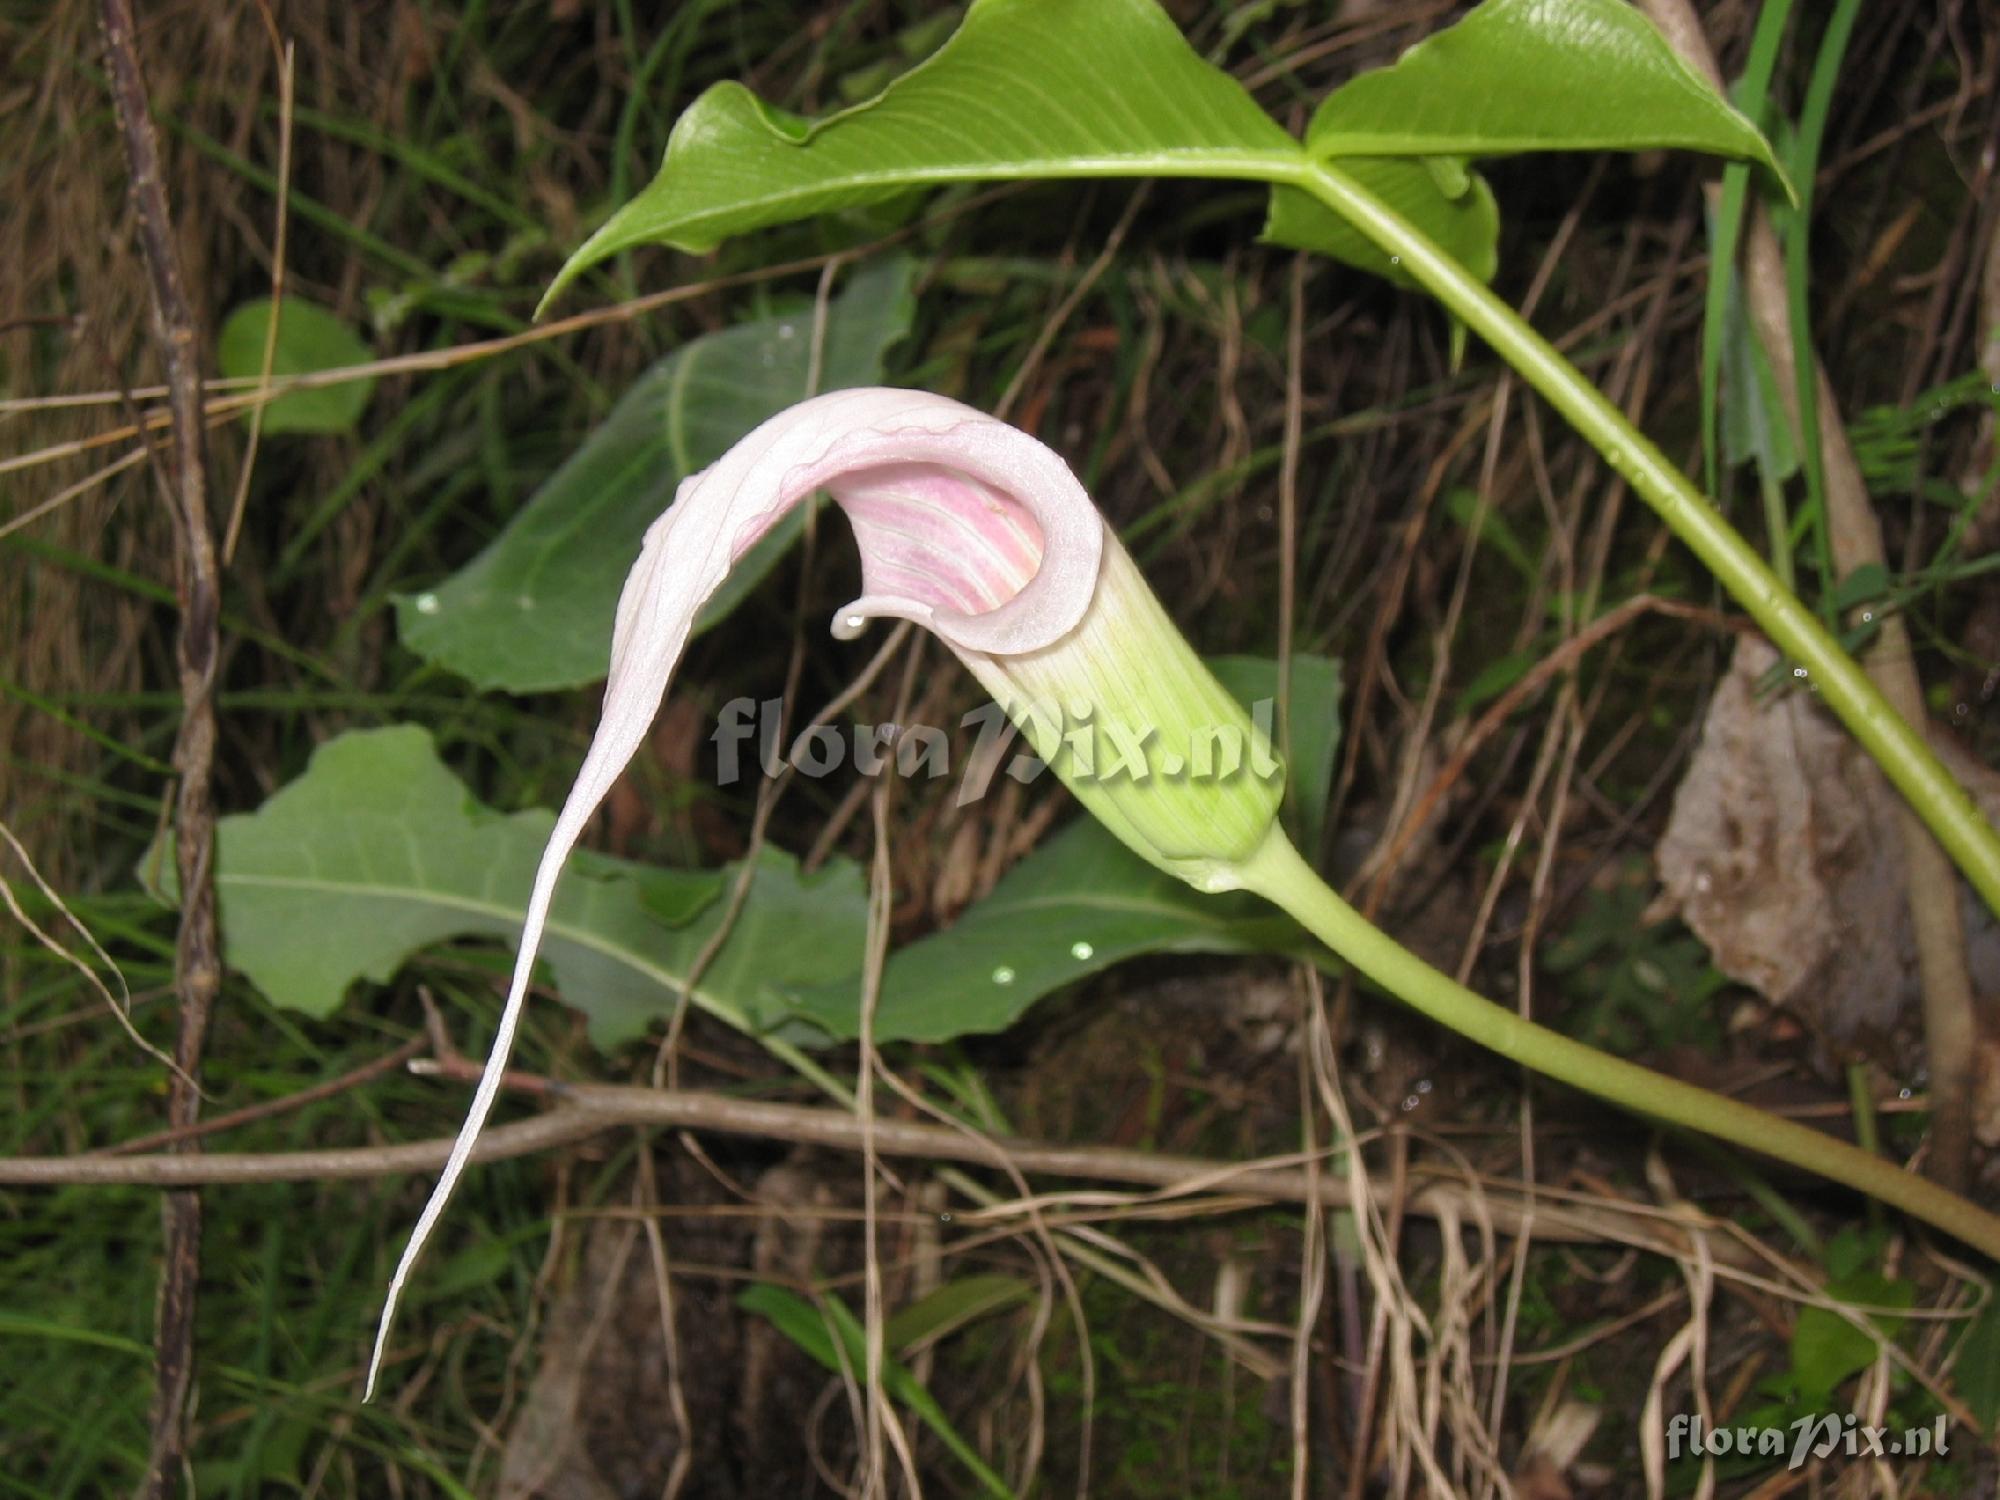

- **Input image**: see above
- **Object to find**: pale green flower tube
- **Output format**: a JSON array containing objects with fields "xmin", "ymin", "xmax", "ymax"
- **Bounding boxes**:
[{"xmin": 957, "ymin": 530, "xmax": 1285, "ymax": 892}]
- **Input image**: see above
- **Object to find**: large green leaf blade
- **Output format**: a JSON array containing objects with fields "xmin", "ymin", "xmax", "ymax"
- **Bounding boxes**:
[
  {"xmin": 175, "ymin": 726, "xmax": 868, "ymax": 1046},
  {"xmin": 399, "ymin": 258, "xmax": 915, "ymax": 693},
  {"xmin": 1305, "ymin": 0, "xmax": 1788, "ymax": 192},
  {"xmin": 542, "ymin": 0, "xmax": 1302, "ymax": 307}
]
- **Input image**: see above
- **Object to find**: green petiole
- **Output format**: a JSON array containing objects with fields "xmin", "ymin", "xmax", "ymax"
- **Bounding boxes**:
[{"xmin": 1236, "ymin": 826, "xmax": 2000, "ymax": 1260}]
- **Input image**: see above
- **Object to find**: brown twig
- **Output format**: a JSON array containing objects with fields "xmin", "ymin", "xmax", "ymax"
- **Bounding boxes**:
[
  {"xmin": 0, "ymin": 1110, "xmax": 611, "ymax": 1186},
  {"xmin": 0, "ymin": 1051, "xmax": 1770, "ymax": 1272},
  {"xmin": 99, "ymin": 2, "xmax": 223, "ymax": 1492},
  {"xmin": 100, "ymin": 1036, "xmax": 426, "ymax": 1157}
]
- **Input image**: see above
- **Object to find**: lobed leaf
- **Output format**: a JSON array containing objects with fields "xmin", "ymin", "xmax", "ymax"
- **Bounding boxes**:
[
  {"xmin": 178, "ymin": 655, "xmax": 1334, "ymax": 1055},
  {"xmin": 545, "ymin": 0, "xmax": 1790, "ymax": 309},
  {"xmin": 164, "ymin": 726, "xmax": 868, "ymax": 1046}
]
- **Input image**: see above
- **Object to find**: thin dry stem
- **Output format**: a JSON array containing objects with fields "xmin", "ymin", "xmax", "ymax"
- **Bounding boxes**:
[{"xmin": 99, "ymin": 0, "xmax": 224, "ymax": 1490}]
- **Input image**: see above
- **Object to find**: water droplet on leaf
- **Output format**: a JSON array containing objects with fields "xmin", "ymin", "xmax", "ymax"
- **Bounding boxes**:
[
  {"xmin": 992, "ymin": 965, "xmax": 1015, "ymax": 985},
  {"xmin": 414, "ymin": 592, "xmax": 440, "ymax": 615},
  {"xmin": 1070, "ymin": 941, "xmax": 1094, "ymax": 961}
]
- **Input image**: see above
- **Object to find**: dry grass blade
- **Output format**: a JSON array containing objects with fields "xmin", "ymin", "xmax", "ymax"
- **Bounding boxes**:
[{"xmin": 0, "ymin": 817, "xmax": 186, "ymax": 1085}]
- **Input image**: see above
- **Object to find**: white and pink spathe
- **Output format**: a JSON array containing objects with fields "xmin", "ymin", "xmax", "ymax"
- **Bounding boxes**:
[{"xmin": 368, "ymin": 389, "xmax": 1112, "ymax": 1392}]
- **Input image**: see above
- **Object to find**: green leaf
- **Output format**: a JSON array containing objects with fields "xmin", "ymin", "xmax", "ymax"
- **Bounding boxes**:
[
  {"xmin": 161, "ymin": 726, "xmax": 867, "ymax": 1046},
  {"xmin": 738, "ymin": 1285, "xmax": 1016, "ymax": 1498},
  {"xmin": 782, "ymin": 818, "xmax": 1319, "ymax": 1044},
  {"xmin": 542, "ymin": 0, "xmax": 1302, "ymax": 307},
  {"xmin": 1264, "ymin": 158, "xmax": 1500, "ymax": 286},
  {"xmin": 1718, "ymin": 268, "xmax": 1799, "ymax": 481},
  {"xmin": 1955, "ymin": 1295, "xmax": 2000, "ymax": 1433},
  {"xmin": 1444, "ymin": 485, "xmax": 1537, "ymax": 581},
  {"xmin": 1827, "ymin": 562, "xmax": 1890, "ymax": 616},
  {"xmin": 1456, "ymin": 651, "xmax": 1536, "ymax": 716},
  {"xmin": 216, "ymin": 298, "xmax": 376, "ymax": 435},
  {"xmin": 1789, "ymin": 1269, "xmax": 1913, "ymax": 1408},
  {"xmin": 1303, "ymin": 0, "xmax": 1789, "ymax": 196},
  {"xmin": 400, "ymin": 258, "xmax": 916, "ymax": 693},
  {"xmin": 1208, "ymin": 653, "xmax": 1342, "ymax": 852},
  {"xmin": 783, "ymin": 655, "xmax": 1339, "ymax": 1045},
  {"xmin": 1699, "ymin": 0, "xmax": 1795, "ymax": 499},
  {"xmin": 883, "ymin": 1274, "xmax": 1033, "ymax": 1352},
  {"xmin": 418, "ymin": 1234, "xmax": 526, "ymax": 1304}
]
